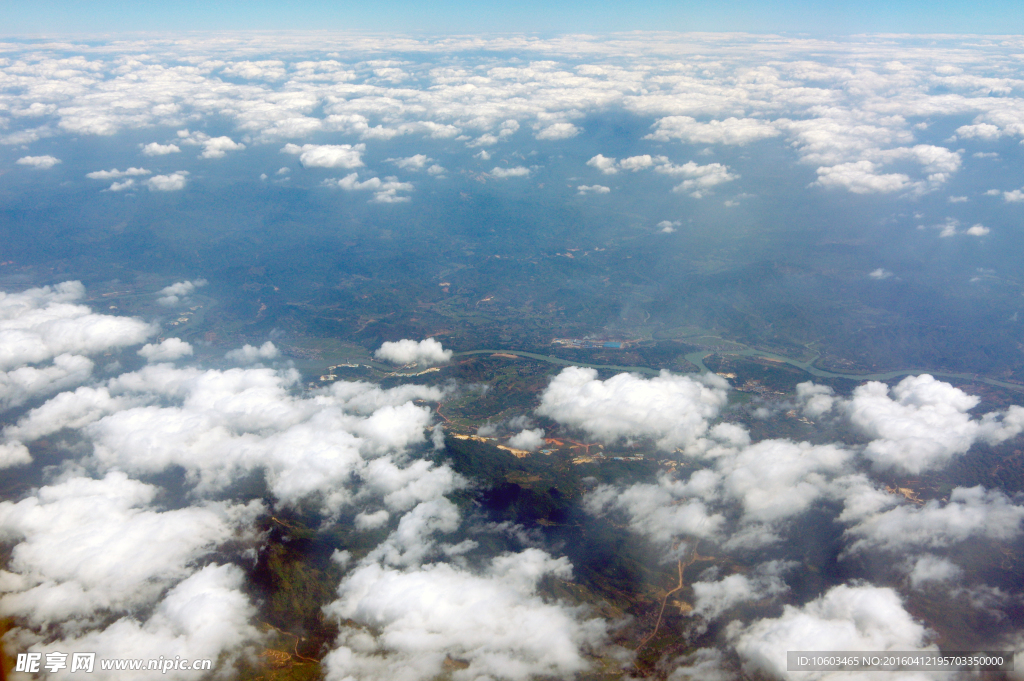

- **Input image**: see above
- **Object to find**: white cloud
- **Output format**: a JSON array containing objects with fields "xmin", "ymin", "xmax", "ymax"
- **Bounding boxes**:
[
  {"xmin": 658, "ymin": 220, "xmax": 680, "ymax": 233},
  {"xmin": 0, "ymin": 281, "xmax": 155, "ymax": 407},
  {"xmin": 324, "ymin": 173, "xmax": 413, "ymax": 203},
  {"xmin": 282, "ymin": 143, "xmax": 365, "ymax": 169},
  {"xmin": 323, "ymin": 549, "xmax": 606, "ymax": 681},
  {"xmin": 140, "ymin": 142, "xmax": 180, "ymax": 156},
  {"xmin": 965, "ymin": 223, "xmax": 990, "ymax": 236},
  {"xmin": 137, "ymin": 338, "xmax": 193, "ymax": 362},
  {"xmin": 0, "ymin": 441, "xmax": 31, "ymax": 469},
  {"xmin": 374, "ymin": 338, "xmax": 451, "ymax": 365},
  {"xmin": 690, "ymin": 564, "xmax": 790, "ymax": 621},
  {"xmin": 33, "ymin": 564, "xmax": 262, "ymax": 681},
  {"xmin": 845, "ymin": 375, "xmax": 1024, "ymax": 473},
  {"xmin": 354, "ymin": 509, "xmax": 390, "ymax": 531},
  {"xmin": 904, "ymin": 554, "xmax": 963, "ymax": 589},
  {"xmin": 221, "ymin": 59, "xmax": 287, "ymax": 81},
  {"xmin": 537, "ymin": 367, "xmax": 729, "ymax": 450},
  {"xmin": 814, "ymin": 161, "xmax": 911, "ymax": 194},
  {"xmin": 156, "ymin": 279, "xmax": 206, "ymax": 306},
  {"xmin": 108, "ymin": 179, "xmax": 136, "ymax": 191},
  {"xmin": 845, "ymin": 485, "xmax": 1024, "ymax": 553},
  {"xmin": 0, "ymin": 353, "xmax": 95, "ymax": 411},
  {"xmin": 34, "ymin": 363, "xmax": 456, "ymax": 514},
  {"xmin": 731, "ymin": 584, "xmax": 934, "ymax": 679},
  {"xmin": 869, "ymin": 268, "xmax": 893, "ymax": 280},
  {"xmin": 490, "ymin": 166, "xmax": 530, "ymax": 178},
  {"xmin": 145, "ymin": 172, "xmax": 189, "ymax": 191},
  {"xmin": 955, "ymin": 122, "xmax": 1002, "ymax": 140},
  {"xmin": 659, "ymin": 161, "xmax": 738, "ymax": 197},
  {"xmin": 667, "ymin": 648, "xmax": 734, "ymax": 681},
  {"xmin": 795, "ymin": 381, "xmax": 837, "ymax": 418},
  {"xmin": 586, "ymin": 475, "xmax": 725, "ymax": 547},
  {"xmin": 586, "ymin": 154, "xmax": 617, "ymax": 174},
  {"xmin": 535, "ymin": 122, "xmax": 579, "ymax": 140},
  {"xmin": 0, "ymin": 472, "xmax": 262, "ymax": 628},
  {"xmin": 198, "ymin": 136, "xmax": 245, "ymax": 159},
  {"xmin": 1, "ymin": 385, "xmax": 136, "ymax": 443},
  {"xmin": 85, "ymin": 167, "xmax": 150, "ymax": 180},
  {"xmin": 389, "ymin": 154, "xmax": 431, "ymax": 169},
  {"xmin": 508, "ymin": 428, "xmax": 545, "ymax": 451},
  {"xmin": 620, "ymin": 154, "xmax": 661, "ymax": 171},
  {"xmin": 646, "ymin": 116, "xmax": 780, "ymax": 145},
  {"xmin": 224, "ymin": 341, "xmax": 279, "ymax": 364},
  {"xmin": 577, "ymin": 184, "xmax": 610, "ymax": 195},
  {"xmin": 16, "ymin": 155, "xmax": 61, "ymax": 169},
  {"xmin": 715, "ymin": 439, "xmax": 852, "ymax": 535}
]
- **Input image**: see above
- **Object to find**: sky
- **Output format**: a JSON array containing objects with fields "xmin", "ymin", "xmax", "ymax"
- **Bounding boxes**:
[
  {"xmin": 4, "ymin": 0, "xmax": 1024, "ymax": 36},
  {"xmin": 3, "ymin": 7, "xmax": 1024, "ymax": 680}
]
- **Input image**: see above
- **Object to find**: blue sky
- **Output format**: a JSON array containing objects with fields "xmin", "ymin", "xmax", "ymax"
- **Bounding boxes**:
[{"xmin": 4, "ymin": 0, "xmax": 1023, "ymax": 35}]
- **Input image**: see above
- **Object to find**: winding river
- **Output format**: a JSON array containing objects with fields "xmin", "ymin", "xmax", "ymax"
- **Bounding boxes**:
[{"xmin": 452, "ymin": 347, "xmax": 1024, "ymax": 392}]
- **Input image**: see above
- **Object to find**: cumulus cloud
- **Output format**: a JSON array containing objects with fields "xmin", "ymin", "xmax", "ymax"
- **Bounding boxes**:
[
  {"xmin": 374, "ymin": 338, "xmax": 452, "ymax": 365},
  {"xmin": 221, "ymin": 59, "xmax": 287, "ymax": 81},
  {"xmin": 577, "ymin": 184, "xmax": 610, "ymax": 195},
  {"xmin": 49, "ymin": 364, "xmax": 458, "ymax": 513},
  {"xmin": 508, "ymin": 428, "xmax": 545, "ymax": 451},
  {"xmin": 0, "ymin": 281, "xmax": 154, "ymax": 406},
  {"xmin": 690, "ymin": 563, "xmax": 790, "ymax": 621},
  {"xmin": 869, "ymin": 268, "xmax": 893, "ymax": 280},
  {"xmin": 282, "ymin": 143, "xmax": 365, "ymax": 168},
  {"xmin": 323, "ymin": 173, "xmax": 413, "ymax": 203},
  {"xmin": 586, "ymin": 154, "xmax": 617, "ymax": 174},
  {"xmin": 845, "ymin": 374, "xmax": 1024, "ymax": 473},
  {"xmin": 658, "ymin": 161, "xmax": 738, "ymax": 197},
  {"xmin": 1, "ymin": 385, "xmax": 137, "ymax": 444},
  {"xmin": 108, "ymin": 179, "xmax": 136, "ymax": 192},
  {"xmin": 731, "ymin": 584, "xmax": 934, "ymax": 678},
  {"xmin": 490, "ymin": 166, "xmax": 530, "ymax": 178},
  {"xmin": 146, "ymin": 172, "xmax": 189, "ymax": 191},
  {"xmin": 198, "ymin": 136, "xmax": 245, "ymax": 159},
  {"xmin": 620, "ymin": 155, "xmax": 662, "ymax": 171},
  {"xmin": 535, "ymin": 122, "xmax": 579, "ymax": 140},
  {"xmin": 716, "ymin": 439, "xmax": 852, "ymax": 536},
  {"xmin": 354, "ymin": 509, "xmax": 390, "ymax": 531},
  {"xmin": 224, "ymin": 341, "xmax": 279, "ymax": 364},
  {"xmin": 0, "ymin": 353, "xmax": 95, "ymax": 410},
  {"xmin": 536, "ymin": 367, "xmax": 729, "ymax": 450},
  {"xmin": 646, "ymin": 116, "xmax": 780, "ymax": 145},
  {"xmin": 85, "ymin": 167, "xmax": 150, "ymax": 180},
  {"xmin": 0, "ymin": 441, "xmax": 31, "ymax": 469},
  {"xmin": 586, "ymin": 474, "xmax": 725, "ymax": 547},
  {"xmin": 16, "ymin": 155, "xmax": 61, "ymax": 169},
  {"xmin": 389, "ymin": 154, "xmax": 432, "ymax": 169},
  {"xmin": 0, "ymin": 472, "xmax": 262, "ymax": 628},
  {"xmin": 904, "ymin": 554, "xmax": 963, "ymax": 589},
  {"xmin": 140, "ymin": 142, "xmax": 180, "ymax": 156},
  {"xmin": 31, "ymin": 564, "xmax": 262, "ymax": 681},
  {"xmin": 795, "ymin": 381, "xmax": 836, "ymax": 418},
  {"xmin": 845, "ymin": 485, "xmax": 1024, "ymax": 553},
  {"xmin": 156, "ymin": 279, "xmax": 206, "ymax": 306},
  {"xmin": 323, "ymin": 548, "xmax": 606, "ymax": 681},
  {"xmin": 814, "ymin": 161, "xmax": 911, "ymax": 194},
  {"xmin": 137, "ymin": 338, "xmax": 193, "ymax": 362}
]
